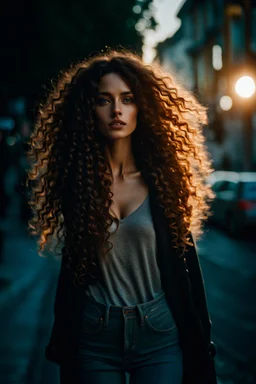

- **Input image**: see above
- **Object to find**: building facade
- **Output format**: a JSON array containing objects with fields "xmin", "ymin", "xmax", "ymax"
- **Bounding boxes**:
[{"xmin": 157, "ymin": 0, "xmax": 256, "ymax": 171}]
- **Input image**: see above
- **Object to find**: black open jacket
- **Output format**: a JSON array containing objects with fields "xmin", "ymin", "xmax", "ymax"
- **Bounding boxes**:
[{"xmin": 46, "ymin": 187, "xmax": 217, "ymax": 384}]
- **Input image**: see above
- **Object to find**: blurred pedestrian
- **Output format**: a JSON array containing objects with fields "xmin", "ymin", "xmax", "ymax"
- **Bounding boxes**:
[{"xmin": 27, "ymin": 49, "xmax": 217, "ymax": 384}]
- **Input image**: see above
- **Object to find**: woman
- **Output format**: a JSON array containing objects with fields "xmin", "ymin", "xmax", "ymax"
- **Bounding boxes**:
[{"xmin": 27, "ymin": 49, "xmax": 217, "ymax": 383}]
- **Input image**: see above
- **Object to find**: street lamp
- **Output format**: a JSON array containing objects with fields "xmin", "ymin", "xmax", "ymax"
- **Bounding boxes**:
[
  {"xmin": 234, "ymin": 75, "xmax": 256, "ymax": 170},
  {"xmin": 235, "ymin": 76, "xmax": 256, "ymax": 98}
]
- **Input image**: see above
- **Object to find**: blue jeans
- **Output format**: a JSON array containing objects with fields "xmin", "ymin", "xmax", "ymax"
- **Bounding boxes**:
[{"xmin": 60, "ymin": 291, "xmax": 183, "ymax": 383}]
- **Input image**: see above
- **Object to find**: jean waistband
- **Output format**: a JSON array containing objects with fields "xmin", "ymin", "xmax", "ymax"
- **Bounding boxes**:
[{"xmin": 84, "ymin": 291, "xmax": 167, "ymax": 328}]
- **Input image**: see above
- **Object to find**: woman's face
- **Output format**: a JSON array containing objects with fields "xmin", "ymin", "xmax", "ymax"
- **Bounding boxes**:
[{"xmin": 94, "ymin": 73, "xmax": 138, "ymax": 140}]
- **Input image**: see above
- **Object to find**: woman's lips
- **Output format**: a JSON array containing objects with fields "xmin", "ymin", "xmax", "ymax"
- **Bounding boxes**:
[{"xmin": 109, "ymin": 123, "xmax": 126, "ymax": 129}]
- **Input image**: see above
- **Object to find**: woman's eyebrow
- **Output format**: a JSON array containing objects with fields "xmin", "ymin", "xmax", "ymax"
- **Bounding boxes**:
[{"xmin": 97, "ymin": 91, "xmax": 133, "ymax": 96}]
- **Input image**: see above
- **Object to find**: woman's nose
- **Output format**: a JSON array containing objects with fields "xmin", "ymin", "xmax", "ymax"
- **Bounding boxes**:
[{"xmin": 111, "ymin": 101, "xmax": 122, "ymax": 116}]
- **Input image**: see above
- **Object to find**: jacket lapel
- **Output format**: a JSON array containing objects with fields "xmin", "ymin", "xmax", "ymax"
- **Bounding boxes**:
[
  {"xmin": 148, "ymin": 188, "xmax": 189, "ymax": 331},
  {"xmin": 148, "ymin": 187, "xmax": 209, "ymax": 334},
  {"xmin": 148, "ymin": 188, "xmax": 217, "ymax": 383}
]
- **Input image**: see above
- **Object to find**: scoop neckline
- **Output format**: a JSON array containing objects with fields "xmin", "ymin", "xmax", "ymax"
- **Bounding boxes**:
[{"xmin": 112, "ymin": 195, "xmax": 149, "ymax": 223}]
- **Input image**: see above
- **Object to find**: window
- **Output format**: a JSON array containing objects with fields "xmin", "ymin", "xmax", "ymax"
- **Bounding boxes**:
[
  {"xmin": 241, "ymin": 182, "xmax": 256, "ymax": 200},
  {"xmin": 229, "ymin": 6, "xmax": 245, "ymax": 63}
]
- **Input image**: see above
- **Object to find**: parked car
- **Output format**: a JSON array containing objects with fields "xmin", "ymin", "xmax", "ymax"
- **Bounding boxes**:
[{"xmin": 207, "ymin": 171, "xmax": 256, "ymax": 235}]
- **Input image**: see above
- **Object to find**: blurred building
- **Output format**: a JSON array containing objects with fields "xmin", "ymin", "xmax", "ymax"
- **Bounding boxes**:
[{"xmin": 157, "ymin": 0, "xmax": 256, "ymax": 171}]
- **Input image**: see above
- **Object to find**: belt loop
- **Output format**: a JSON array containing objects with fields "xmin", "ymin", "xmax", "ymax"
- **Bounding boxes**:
[
  {"xmin": 103, "ymin": 305, "xmax": 111, "ymax": 327},
  {"xmin": 136, "ymin": 305, "xmax": 145, "ymax": 327}
]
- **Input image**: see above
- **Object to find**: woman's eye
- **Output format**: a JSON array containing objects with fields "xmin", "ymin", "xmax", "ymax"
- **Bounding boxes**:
[
  {"xmin": 123, "ymin": 97, "xmax": 134, "ymax": 104},
  {"xmin": 97, "ymin": 98, "xmax": 110, "ymax": 105}
]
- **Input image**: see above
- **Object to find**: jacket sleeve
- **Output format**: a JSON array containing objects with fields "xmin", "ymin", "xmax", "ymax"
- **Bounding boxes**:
[
  {"xmin": 45, "ymin": 255, "xmax": 73, "ymax": 364},
  {"xmin": 185, "ymin": 234, "xmax": 217, "ymax": 358}
]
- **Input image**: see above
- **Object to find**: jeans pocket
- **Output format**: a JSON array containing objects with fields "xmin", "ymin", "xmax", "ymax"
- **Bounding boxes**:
[{"xmin": 144, "ymin": 303, "xmax": 178, "ymax": 334}]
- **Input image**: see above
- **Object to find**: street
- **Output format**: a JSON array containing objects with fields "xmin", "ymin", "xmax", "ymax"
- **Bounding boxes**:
[{"xmin": 198, "ymin": 225, "xmax": 256, "ymax": 384}]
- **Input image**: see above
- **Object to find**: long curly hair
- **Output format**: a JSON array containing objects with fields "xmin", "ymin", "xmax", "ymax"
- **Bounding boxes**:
[{"xmin": 27, "ymin": 49, "xmax": 214, "ymax": 286}]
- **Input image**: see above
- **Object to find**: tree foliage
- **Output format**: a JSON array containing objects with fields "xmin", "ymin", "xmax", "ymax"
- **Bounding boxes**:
[{"xmin": 1, "ymin": 0, "xmax": 155, "ymax": 100}]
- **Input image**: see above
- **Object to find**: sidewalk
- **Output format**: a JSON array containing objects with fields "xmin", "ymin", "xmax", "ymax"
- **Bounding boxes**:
[
  {"xmin": 0, "ymin": 171, "xmax": 61, "ymax": 383},
  {"xmin": 0, "ymin": 189, "xmax": 60, "ymax": 312},
  {"xmin": 197, "ymin": 227, "xmax": 256, "ymax": 384}
]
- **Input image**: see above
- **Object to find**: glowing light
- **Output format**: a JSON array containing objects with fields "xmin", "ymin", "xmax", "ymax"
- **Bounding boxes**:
[
  {"xmin": 133, "ymin": 5, "xmax": 142, "ymax": 14},
  {"xmin": 135, "ymin": 19, "xmax": 147, "ymax": 32},
  {"xmin": 212, "ymin": 45, "xmax": 222, "ymax": 70},
  {"xmin": 143, "ymin": 10, "xmax": 152, "ymax": 20},
  {"xmin": 219, "ymin": 96, "xmax": 233, "ymax": 111},
  {"xmin": 235, "ymin": 76, "xmax": 256, "ymax": 98}
]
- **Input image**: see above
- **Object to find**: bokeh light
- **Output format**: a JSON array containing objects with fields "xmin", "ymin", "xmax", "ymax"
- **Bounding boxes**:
[
  {"xmin": 212, "ymin": 45, "xmax": 223, "ymax": 70},
  {"xmin": 219, "ymin": 96, "xmax": 233, "ymax": 111},
  {"xmin": 133, "ymin": 5, "xmax": 142, "ymax": 14},
  {"xmin": 235, "ymin": 76, "xmax": 256, "ymax": 98}
]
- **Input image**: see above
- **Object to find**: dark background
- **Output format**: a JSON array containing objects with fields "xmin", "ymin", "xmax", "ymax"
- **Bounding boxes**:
[{"xmin": 0, "ymin": 0, "xmax": 155, "ymax": 114}]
